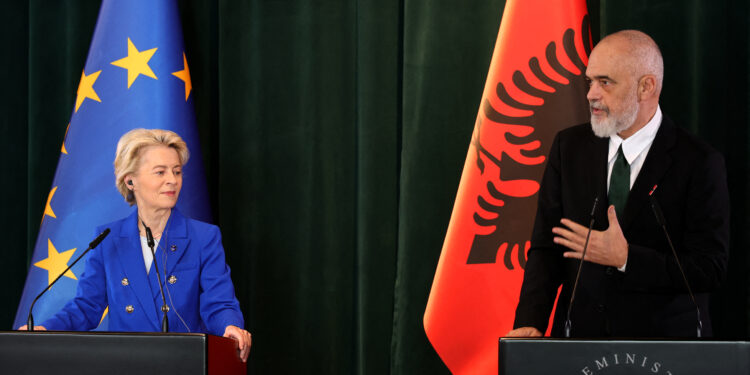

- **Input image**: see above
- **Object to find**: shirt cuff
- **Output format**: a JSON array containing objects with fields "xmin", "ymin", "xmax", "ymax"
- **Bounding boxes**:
[{"xmin": 617, "ymin": 259, "xmax": 627, "ymax": 272}]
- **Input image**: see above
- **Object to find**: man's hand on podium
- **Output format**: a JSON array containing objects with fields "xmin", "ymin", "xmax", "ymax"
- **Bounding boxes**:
[
  {"xmin": 505, "ymin": 327, "xmax": 542, "ymax": 337},
  {"xmin": 16, "ymin": 325, "xmax": 47, "ymax": 331},
  {"xmin": 224, "ymin": 325, "xmax": 252, "ymax": 362}
]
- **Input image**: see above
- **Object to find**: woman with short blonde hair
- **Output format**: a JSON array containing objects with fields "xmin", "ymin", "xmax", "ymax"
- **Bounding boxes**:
[
  {"xmin": 28, "ymin": 128, "xmax": 252, "ymax": 362},
  {"xmin": 114, "ymin": 129, "xmax": 189, "ymax": 205}
]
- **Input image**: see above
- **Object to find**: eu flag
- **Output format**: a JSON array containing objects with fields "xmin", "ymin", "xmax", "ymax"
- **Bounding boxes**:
[{"xmin": 13, "ymin": 0, "xmax": 211, "ymax": 330}]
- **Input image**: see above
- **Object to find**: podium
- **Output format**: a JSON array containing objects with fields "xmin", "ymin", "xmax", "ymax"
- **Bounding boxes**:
[
  {"xmin": 499, "ymin": 338, "xmax": 750, "ymax": 374},
  {"xmin": 0, "ymin": 331, "xmax": 246, "ymax": 375}
]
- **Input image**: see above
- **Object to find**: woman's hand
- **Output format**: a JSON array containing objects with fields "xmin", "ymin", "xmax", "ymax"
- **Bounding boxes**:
[
  {"xmin": 17, "ymin": 325, "xmax": 47, "ymax": 331},
  {"xmin": 223, "ymin": 325, "xmax": 252, "ymax": 362}
]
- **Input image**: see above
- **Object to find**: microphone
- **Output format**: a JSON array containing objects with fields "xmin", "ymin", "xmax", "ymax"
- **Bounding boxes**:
[
  {"xmin": 649, "ymin": 185, "xmax": 703, "ymax": 338},
  {"xmin": 26, "ymin": 228, "xmax": 111, "ymax": 331},
  {"xmin": 143, "ymin": 222, "xmax": 169, "ymax": 333},
  {"xmin": 564, "ymin": 196, "xmax": 598, "ymax": 338},
  {"xmin": 144, "ymin": 225, "xmax": 155, "ymax": 249}
]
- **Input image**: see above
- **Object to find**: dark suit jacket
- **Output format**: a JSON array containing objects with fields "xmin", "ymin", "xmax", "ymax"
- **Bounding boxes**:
[{"xmin": 514, "ymin": 115, "xmax": 730, "ymax": 337}]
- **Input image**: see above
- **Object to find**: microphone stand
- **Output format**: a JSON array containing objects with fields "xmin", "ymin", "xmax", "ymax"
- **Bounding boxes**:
[
  {"xmin": 27, "ymin": 228, "xmax": 111, "ymax": 331},
  {"xmin": 143, "ymin": 222, "xmax": 169, "ymax": 333},
  {"xmin": 649, "ymin": 185, "xmax": 702, "ymax": 337},
  {"xmin": 564, "ymin": 197, "xmax": 598, "ymax": 338}
]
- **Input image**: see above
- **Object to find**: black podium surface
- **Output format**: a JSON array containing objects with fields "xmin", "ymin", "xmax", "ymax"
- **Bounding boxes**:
[
  {"xmin": 0, "ymin": 331, "xmax": 245, "ymax": 375},
  {"xmin": 500, "ymin": 338, "xmax": 750, "ymax": 374}
]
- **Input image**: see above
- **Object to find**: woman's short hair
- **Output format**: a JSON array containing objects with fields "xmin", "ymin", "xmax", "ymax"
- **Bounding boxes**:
[{"xmin": 114, "ymin": 128, "xmax": 190, "ymax": 205}]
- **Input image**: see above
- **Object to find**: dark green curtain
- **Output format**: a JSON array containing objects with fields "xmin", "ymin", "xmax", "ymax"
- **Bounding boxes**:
[
  {"xmin": 599, "ymin": 0, "xmax": 750, "ymax": 339},
  {"xmin": 1, "ymin": 0, "xmax": 748, "ymax": 374}
]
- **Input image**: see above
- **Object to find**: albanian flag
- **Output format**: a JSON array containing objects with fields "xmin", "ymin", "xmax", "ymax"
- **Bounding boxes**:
[{"xmin": 424, "ymin": 1, "xmax": 591, "ymax": 374}]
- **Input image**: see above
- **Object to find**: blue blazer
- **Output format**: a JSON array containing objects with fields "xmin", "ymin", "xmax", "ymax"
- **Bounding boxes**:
[{"xmin": 42, "ymin": 209, "xmax": 244, "ymax": 335}]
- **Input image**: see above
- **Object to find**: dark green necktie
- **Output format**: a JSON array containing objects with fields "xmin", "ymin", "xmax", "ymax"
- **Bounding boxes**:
[{"xmin": 609, "ymin": 145, "xmax": 630, "ymax": 218}]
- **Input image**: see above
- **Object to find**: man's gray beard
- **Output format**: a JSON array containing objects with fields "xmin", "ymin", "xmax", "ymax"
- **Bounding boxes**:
[{"xmin": 590, "ymin": 98, "xmax": 639, "ymax": 138}]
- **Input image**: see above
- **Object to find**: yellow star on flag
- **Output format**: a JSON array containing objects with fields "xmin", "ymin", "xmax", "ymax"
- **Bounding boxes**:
[
  {"xmin": 172, "ymin": 52, "xmax": 192, "ymax": 101},
  {"xmin": 61, "ymin": 123, "xmax": 70, "ymax": 154},
  {"xmin": 100, "ymin": 306, "xmax": 109, "ymax": 325},
  {"xmin": 111, "ymin": 37, "xmax": 158, "ymax": 88},
  {"xmin": 34, "ymin": 239, "xmax": 77, "ymax": 285},
  {"xmin": 44, "ymin": 186, "xmax": 57, "ymax": 220},
  {"xmin": 74, "ymin": 70, "xmax": 101, "ymax": 113}
]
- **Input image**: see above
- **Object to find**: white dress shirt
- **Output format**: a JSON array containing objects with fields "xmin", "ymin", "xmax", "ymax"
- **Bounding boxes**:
[
  {"xmin": 606, "ymin": 105, "xmax": 662, "ymax": 271},
  {"xmin": 140, "ymin": 236, "xmax": 160, "ymax": 274},
  {"xmin": 607, "ymin": 105, "xmax": 662, "ymax": 190}
]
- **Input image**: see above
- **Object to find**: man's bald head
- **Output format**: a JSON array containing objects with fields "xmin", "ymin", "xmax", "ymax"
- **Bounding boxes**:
[
  {"xmin": 585, "ymin": 30, "xmax": 664, "ymax": 139},
  {"xmin": 597, "ymin": 30, "xmax": 664, "ymax": 95}
]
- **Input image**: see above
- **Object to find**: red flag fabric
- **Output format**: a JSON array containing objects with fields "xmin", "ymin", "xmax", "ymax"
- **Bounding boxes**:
[{"xmin": 424, "ymin": 1, "xmax": 591, "ymax": 374}]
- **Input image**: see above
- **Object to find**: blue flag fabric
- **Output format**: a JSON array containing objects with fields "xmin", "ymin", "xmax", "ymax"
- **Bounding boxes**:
[{"xmin": 13, "ymin": 0, "xmax": 211, "ymax": 330}]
